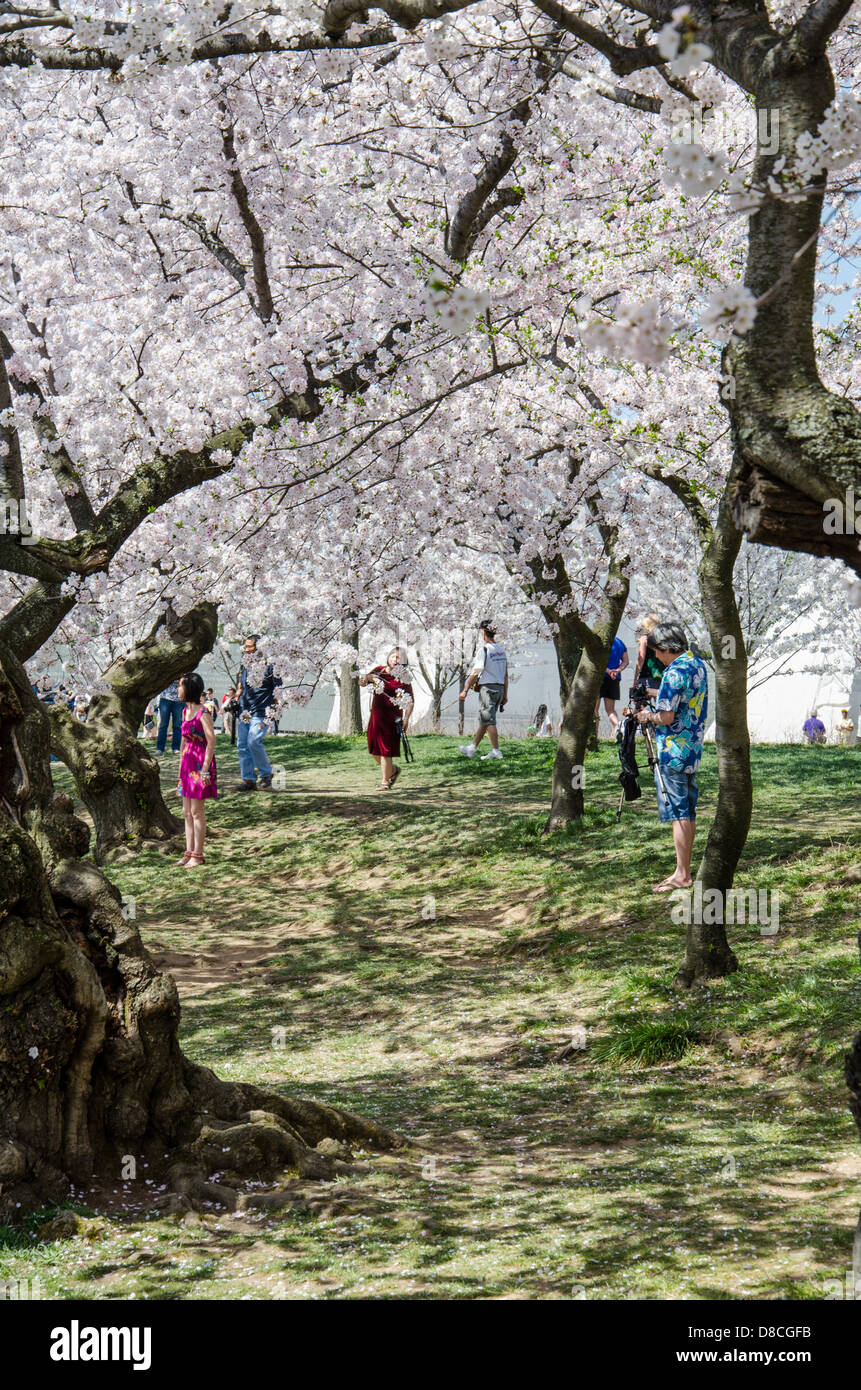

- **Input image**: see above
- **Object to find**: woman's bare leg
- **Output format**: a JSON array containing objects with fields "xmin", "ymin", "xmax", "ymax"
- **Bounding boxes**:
[
  {"xmin": 182, "ymin": 798, "xmax": 194, "ymax": 853},
  {"xmin": 191, "ymin": 803, "xmax": 206, "ymax": 856}
]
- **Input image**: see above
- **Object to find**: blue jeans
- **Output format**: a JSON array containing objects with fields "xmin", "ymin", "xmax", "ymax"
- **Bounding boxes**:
[
  {"xmin": 157, "ymin": 698, "xmax": 184, "ymax": 753},
  {"xmin": 237, "ymin": 715, "xmax": 272, "ymax": 783}
]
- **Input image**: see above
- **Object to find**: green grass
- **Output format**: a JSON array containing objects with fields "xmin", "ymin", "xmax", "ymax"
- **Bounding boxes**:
[{"xmin": 5, "ymin": 733, "xmax": 860, "ymax": 1300}]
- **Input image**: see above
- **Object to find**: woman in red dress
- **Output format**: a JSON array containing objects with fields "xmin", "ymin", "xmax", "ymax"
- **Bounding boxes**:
[{"xmin": 359, "ymin": 647, "xmax": 414, "ymax": 789}]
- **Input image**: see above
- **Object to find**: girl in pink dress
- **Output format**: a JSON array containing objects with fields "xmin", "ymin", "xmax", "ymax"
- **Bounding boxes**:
[{"xmin": 176, "ymin": 672, "xmax": 217, "ymax": 868}]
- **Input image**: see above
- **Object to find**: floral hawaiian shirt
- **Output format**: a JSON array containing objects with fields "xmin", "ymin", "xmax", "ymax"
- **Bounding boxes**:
[{"xmin": 655, "ymin": 651, "xmax": 708, "ymax": 773}]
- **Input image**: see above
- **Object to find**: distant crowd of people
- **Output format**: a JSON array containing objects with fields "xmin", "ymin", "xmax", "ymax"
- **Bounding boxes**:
[{"xmin": 32, "ymin": 675, "xmax": 90, "ymax": 721}]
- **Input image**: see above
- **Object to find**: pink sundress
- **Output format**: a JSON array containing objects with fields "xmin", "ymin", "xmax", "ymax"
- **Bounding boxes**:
[{"xmin": 179, "ymin": 709, "xmax": 217, "ymax": 800}]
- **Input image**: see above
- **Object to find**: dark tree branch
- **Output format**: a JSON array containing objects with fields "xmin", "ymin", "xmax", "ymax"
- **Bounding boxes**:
[
  {"xmin": 783, "ymin": 0, "xmax": 855, "ymax": 64},
  {"xmin": 0, "ymin": 331, "xmax": 97, "ymax": 533},
  {"xmin": 0, "ymin": 345, "xmax": 24, "ymax": 504},
  {"xmin": 219, "ymin": 105, "xmax": 276, "ymax": 323}
]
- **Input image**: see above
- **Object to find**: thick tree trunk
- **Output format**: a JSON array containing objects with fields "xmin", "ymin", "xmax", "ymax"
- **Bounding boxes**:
[
  {"xmin": 546, "ymin": 588, "xmax": 628, "ymax": 830},
  {"xmin": 545, "ymin": 643, "xmax": 601, "ymax": 828},
  {"xmin": 49, "ymin": 601, "xmax": 219, "ymax": 862},
  {"xmin": 725, "ymin": 46, "xmax": 861, "ymax": 571},
  {"xmin": 0, "ymin": 642, "xmax": 399, "ymax": 1221},
  {"xmin": 846, "ymin": 932, "xmax": 861, "ymax": 1287},
  {"xmin": 338, "ymin": 619, "xmax": 363, "ymax": 735},
  {"xmin": 553, "ymin": 624, "xmax": 582, "ymax": 703},
  {"xmin": 673, "ymin": 505, "xmax": 748, "ymax": 989}
]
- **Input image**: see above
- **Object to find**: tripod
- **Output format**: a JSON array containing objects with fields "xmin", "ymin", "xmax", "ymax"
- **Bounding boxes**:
[{"xmin": 616, "ymin": 707, "xmax": 669, "ymax": 822}]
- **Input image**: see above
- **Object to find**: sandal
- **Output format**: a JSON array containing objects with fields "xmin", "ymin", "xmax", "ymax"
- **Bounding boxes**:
[
  {"xmin": 388, "ymin": 766, "xmax": 401, "ymax": 788},
  {"xmin": 183, "ymin": 852, "xmax": 205, "ymax": 868},
  {"xmin": 176, "ymin": 850, "xmax": 193, "ymax": 866}
]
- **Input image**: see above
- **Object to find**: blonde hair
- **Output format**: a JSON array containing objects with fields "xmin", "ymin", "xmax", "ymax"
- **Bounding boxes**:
[{"xmin": 636, "ymin": 613, "xmax": 660, "ymax": 636}]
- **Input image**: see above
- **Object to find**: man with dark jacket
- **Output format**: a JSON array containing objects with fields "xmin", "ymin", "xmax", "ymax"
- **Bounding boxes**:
[{"xmin": 234, "ymin": 635, "xmax": 282, "ymax": 791}]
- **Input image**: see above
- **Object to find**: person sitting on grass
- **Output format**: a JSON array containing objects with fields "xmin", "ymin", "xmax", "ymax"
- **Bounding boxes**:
[
  {"xmin": 176, "ymin": 671, "xmax": 217, "ymax": 869},
  {"xmin": 802, "ymin": 710, "xmax": 826, "ymax": 745},
  {"xmin": 635, "ymin": 622, "xmax": 707, "ymax": 894}
]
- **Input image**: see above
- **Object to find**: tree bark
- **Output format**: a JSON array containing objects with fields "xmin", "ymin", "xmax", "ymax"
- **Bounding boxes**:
[
  {"xmin": 546, "ymin": 632, "xmax": 607, "ymax": 829},
  {"xmin": 0, "ymin": 641, "xmax": 399, "ymax": 1221},
  {"xmin": 49, "ymin": 601, "xmax": 218, "ymax": 861},
  {"xmin": 673, "ymin": 500, "xmax": 747, "ymax": 989},
  {"xmin": 724, "ymin": 39, "xmax": 861, "ymax": 572},
  {"xmin": 337, "ymin": 619, "xmax": 363, "ymax": 735},
  {"xmin": 845, "ymin": 930, "xmax": 861, "ymax": 1287}
]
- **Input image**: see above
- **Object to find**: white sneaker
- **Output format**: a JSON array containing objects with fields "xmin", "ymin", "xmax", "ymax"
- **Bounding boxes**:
[
  {"xmin": 481, "ymin": 749, "xmax": 503, "ymax": 760},
  {"xmin": 458, "ymin": 744, "xmax": 477, "ymax": 757}
]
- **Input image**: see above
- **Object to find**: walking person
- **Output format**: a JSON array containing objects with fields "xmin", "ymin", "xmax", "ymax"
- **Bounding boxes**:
[
  {"xmin": 359, "ymin": 647, "xmax": 414, "ymax": 789},
  {"xmin": 595, "ymin": 633, "xmax": 629, "ymax": 736},
  {"xmin": 234, "ymin": 636, "xmax": 282, "ymax": 791},
  {"xmin": 156, "ymin": 678, "xmax": 185, "ymax": 755},
  {"xmin": 458, "ymin": 621, "xmax": 509, "ymax": 760},
  {"xmin": 635, "ymin": 622, "xmax": 708, "ymax": 893},
  {"xmin": 176, "ymin": 672, "xmax": 217, "ymax": 868}
]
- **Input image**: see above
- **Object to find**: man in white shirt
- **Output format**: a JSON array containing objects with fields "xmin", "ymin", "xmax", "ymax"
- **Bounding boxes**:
[{"xmin": 458, "ymin": 621, "xmax": 509, "ymax": 760}]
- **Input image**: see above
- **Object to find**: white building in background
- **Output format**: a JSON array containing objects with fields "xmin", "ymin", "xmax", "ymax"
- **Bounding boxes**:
[
  {"xmin": 322, "ymin": 618, "xmax": 860, "ymax": 744},
  {"xmin": 143, "ymin": 624, "xmax": 861, "ymax": 746}
]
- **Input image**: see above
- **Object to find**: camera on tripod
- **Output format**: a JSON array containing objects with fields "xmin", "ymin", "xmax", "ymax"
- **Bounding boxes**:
[
  {"xmin": 616, "ymin": 680, "xmax": 667, "ymax": 820},
  {"xmin": 625, "ymin": 679, "xmax": 653, "ymax": 714}
]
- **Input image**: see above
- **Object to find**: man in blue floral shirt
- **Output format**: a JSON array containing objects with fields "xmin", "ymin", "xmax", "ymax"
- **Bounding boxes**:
[{"xmin": 635, "ymin": 622, "xmax": 708, "ymax": 892}]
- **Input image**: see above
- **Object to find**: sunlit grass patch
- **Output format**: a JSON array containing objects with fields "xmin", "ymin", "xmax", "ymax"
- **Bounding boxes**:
[{"xmin": 17, "ymin": 735, "xmax": 861, "ymax": 1300}]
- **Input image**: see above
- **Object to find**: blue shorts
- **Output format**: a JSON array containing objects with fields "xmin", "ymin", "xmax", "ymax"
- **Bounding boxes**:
[{"xmin": 654, "ymin": 766, "xmax": 698, "ymax": 823}]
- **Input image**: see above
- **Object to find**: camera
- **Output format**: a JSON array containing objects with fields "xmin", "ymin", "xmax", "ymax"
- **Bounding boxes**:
[{"xmin": 627, "ymin": 679, "xmax": 653, "ymax": 712}]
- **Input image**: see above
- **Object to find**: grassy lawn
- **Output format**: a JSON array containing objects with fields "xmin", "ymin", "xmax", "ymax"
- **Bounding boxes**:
[{"xmin": 3, "ymin": 734, "xmax": 860, "ymax": 1300}]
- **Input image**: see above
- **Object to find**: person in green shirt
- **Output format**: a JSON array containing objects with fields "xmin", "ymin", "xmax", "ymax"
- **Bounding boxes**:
[{"xmin": 633, "ymin": 613, "xmax": 666, "ymax": 698}]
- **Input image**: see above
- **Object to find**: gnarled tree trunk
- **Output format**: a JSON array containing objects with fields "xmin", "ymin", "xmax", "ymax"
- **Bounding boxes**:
[
  {"xmin": 725, "ymin": 41, "xmax": 861, "ymax": 572},
  {"xmin": 49, "ymin": 600, "xmax": 219, "ymax": 861},
  {"xmin": 0, "ymin": 641, "xmax": 399, "ymax": 1222}
]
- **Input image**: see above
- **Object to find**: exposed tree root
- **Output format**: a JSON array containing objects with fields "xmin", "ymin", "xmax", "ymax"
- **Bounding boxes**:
[{"xmin": 0, "ymin": 640, "xmax": 406, "ymax": 1226}]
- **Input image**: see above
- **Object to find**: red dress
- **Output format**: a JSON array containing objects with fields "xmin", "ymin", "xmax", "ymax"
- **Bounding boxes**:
[{"xmin": 366, "ymin": 667, "xmax": 413, "ymax": 757}]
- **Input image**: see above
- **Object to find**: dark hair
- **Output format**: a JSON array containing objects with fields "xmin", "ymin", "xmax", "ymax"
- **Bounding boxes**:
[
  {"xmin": 534, "ymin": 703, "xmax": 547, "ymax": 726},
  {"xmin": 179, "ymin": 671, "xmax": 205, "ymax": 703},
  {"xmin": 479, "ymin": 620, "xmax": 496, "ymax": 640},
  {"xmin": 648, "ymin": 622, "xmax": 687, "ymax": 655},
  {"xmin": 245, "ymin": 634, "xmax": 259, "ymax": 645}
]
